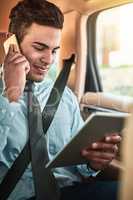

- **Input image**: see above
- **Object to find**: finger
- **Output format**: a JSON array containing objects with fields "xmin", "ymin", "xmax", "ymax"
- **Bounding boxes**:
[
  {"xmin": 7, "ymin": 59, "xmax": 30, "ymax": 71},
  {"xmin": 90, "ymin": 157, "xmax": 110, "ymax": 164},
  {"xmin": 105, "ymin": 135, "xmax": 122, "ymax": 144},
  {"xmin": 13, "ymin": 56, "xmax": 28, "ymax": 64},
  {"xmin": 7, "ymin": 53, "xmax": 24, "ymax": 63},
  {"xmin": 25, "ymin": 65, "xmax": 30, "ymax": 74},
  {"xmin": 19, "ymin": 60, "xmax": 30, "ymax": 71},
  {"xmin": 90, "ymin": 142, "xmax": 118, "ymax": 153},
  {"xmin": 82, "ymin": 149, "xmax": 115, "ymax": 160},
  {"xmin": 89, "ymin": 158, "xmax": 111, "ymax": 169},
  {"xmin": 88, "ymin": 160, "xmax": 109, "ymax": 170}
]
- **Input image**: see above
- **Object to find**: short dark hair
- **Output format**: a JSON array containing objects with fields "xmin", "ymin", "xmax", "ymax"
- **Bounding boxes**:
[{"xmin": 9, "ymin": 0, "xmax": 64, "ymax": 42}]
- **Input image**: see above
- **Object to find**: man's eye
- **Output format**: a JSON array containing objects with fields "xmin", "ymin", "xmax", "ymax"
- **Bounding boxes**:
[{"xmin": 33, "ymin": 46, "xmax": 44, "ymax": 51}]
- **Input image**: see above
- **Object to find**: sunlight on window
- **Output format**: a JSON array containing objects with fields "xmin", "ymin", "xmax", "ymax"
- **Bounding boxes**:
[{"xmin": 96, "ymin": 3, "xmax": 133, "ymax": 97}]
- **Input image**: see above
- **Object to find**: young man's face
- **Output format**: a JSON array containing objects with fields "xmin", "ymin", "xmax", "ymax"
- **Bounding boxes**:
[{"xmin": 20, "ymin": 23, "xmax": 61, "ymax": 82}]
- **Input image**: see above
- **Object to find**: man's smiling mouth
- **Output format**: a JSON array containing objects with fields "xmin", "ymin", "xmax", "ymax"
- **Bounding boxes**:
[{"xmin": 32, "ymin": 64, "xmax": 49, "ymax": 74}]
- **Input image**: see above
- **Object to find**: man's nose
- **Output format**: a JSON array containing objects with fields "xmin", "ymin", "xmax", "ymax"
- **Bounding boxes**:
[{"xmin": 40, "ymin": 50, "xmax": 53, "ymax": 65}]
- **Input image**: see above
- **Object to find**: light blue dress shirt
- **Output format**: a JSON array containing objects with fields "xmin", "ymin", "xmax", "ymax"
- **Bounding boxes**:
[{"xmin": 0, "ymin": 79, "xmax": 97, "ymax": 200}]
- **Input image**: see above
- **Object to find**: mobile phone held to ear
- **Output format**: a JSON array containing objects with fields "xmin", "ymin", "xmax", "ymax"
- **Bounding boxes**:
[
  {"xmin": 3, "ymin": 34, "xmax": 20, "ymax": 54},
  {"xmin": 0, "ymin": 32, "xmax": 11, "ymax": 63}
]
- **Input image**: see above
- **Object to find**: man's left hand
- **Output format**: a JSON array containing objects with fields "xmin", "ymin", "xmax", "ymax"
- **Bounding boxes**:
[{"xmin": 81, "ymin": 133, "xmax": 121, "ymax": 171}]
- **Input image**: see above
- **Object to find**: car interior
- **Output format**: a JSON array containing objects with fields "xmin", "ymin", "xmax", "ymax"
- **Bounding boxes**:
[{"xmin": 0, "ymin": 0, "xmax": 133, "ymax": 199}]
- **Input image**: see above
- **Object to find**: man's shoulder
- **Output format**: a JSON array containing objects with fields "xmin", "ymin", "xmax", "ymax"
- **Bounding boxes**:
[
  {"xmin": 61, "ymin": 86, "xmax": 79, "ymax": 109},
  {"xmin": 36, "ymin": 79, "xmax": 79, "ymax": 105},
  {"xmin": 64, "ymin": 86, "xmax": 76, "ymax": 99}
]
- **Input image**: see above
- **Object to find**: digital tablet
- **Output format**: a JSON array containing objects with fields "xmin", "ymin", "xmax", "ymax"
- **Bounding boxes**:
[{"xmin": 46, "ymin": 112, "xmax": 129, "ymax": 169}]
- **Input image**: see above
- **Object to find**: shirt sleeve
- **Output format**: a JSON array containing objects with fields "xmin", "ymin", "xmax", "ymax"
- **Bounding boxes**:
[{"xmin": 0, "ymin": 95, "xmax": 16, "ymax": 152}]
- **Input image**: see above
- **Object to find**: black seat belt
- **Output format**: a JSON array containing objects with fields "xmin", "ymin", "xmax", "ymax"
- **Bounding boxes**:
[
  {"xmin": 27, "ymin": 80, "xmax": 60, "ymax": 200},
  {"xmin": 0, "ymin": 54, "xmax": 75, "ymax": 199}
]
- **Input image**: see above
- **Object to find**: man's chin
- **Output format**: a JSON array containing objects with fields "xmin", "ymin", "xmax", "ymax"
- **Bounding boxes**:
[{"xmin": 26, "ymin": 74, "xmax": 45, "ymax": 82}]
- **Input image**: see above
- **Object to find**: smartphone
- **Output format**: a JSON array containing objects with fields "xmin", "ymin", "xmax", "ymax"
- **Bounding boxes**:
[
  {"xmin": 0, "ymin": 32, "xmax": 12, "ymax": 63},
  {"xmin": 3, "ymin": 34, "xmax": 20, "ymax": 55}
]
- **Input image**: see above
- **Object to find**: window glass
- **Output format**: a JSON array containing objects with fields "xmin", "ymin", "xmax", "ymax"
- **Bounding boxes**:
[{"xmin": 96, "ymin": 3, "xmax": 133, "ymax": 97}]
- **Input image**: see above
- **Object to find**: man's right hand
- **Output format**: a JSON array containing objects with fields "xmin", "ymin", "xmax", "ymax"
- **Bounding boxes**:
[{"xmin": 3, "ymin": 44, "xmax": 30, "ymax": 102}]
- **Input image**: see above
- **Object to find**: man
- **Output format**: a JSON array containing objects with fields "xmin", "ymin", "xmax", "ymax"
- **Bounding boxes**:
[{"xmin": 0, "ymin": 0, "xmax": 121, "ymax": 199}]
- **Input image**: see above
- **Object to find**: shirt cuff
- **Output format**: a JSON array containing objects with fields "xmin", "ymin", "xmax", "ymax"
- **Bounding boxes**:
[
  {"xmin": 77, "ymin": 164, "xmax": 101, "ymax": 178},
  {"xmin": 87, "ymin": 163, "xmax": 101, "ymax": 177}
]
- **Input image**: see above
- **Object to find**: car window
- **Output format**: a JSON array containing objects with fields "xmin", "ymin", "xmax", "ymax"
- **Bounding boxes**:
[{"xmin": 96, "ymin": 3, "xmax": 133, "ymax": 98}]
